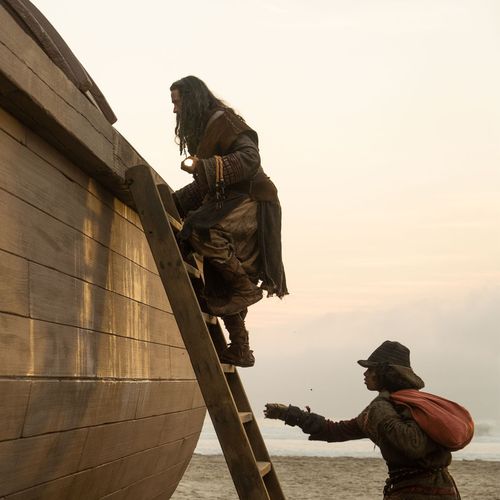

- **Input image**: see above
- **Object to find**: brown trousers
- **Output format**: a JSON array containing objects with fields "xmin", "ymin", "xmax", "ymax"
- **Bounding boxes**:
[{"xmin": 189, "ymin": 197, "xmax": 259, "ymax": 278}]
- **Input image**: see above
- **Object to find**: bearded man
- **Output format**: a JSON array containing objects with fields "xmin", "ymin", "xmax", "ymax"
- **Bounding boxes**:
[{"xmin": 171, "ymin": 76, "xmax": 287, "ymax": 367}]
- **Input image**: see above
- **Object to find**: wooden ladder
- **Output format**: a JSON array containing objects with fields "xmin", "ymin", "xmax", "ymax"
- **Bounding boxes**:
[{"xmin": 126, "ymin": 164, "xmax": 286, "ymax": 500}]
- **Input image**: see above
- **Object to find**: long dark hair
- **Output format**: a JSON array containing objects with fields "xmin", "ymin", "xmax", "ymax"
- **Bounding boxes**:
[{"xmin": 170, "ymin": 76, "xmax": 228, "ymax": 155}]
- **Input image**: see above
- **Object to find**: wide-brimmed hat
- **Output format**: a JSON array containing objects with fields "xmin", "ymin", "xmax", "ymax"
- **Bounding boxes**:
[{"xmin": 358, "ymin": 340, "xmax": 425, "ymax": 389}]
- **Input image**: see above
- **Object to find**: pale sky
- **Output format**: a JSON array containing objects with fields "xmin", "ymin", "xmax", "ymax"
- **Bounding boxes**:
[{"xmin": 32, "ymin": 0, "xmax": 500, "ymax": 429}]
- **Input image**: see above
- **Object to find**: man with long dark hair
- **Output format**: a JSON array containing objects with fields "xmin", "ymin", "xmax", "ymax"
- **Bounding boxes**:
[{"xmin": 170, "ymin": 76, "xmax": 287, "ymax": 367}]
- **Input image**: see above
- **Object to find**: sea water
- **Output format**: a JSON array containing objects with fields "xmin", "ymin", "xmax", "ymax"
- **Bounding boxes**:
[{"xmin": 195, "ymin": 418, "xmax": 500, "ymax": 461}]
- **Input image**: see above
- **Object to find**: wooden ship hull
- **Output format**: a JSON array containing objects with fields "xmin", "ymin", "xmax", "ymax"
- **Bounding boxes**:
[{"xmin": 0, "ymin": 2, "xmax": 205, "ymax": 498}]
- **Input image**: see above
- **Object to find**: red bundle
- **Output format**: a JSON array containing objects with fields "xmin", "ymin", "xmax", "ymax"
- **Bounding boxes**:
[{"xmin": 390, "ymin": 389, "xmax": 474, "ymax": 451}]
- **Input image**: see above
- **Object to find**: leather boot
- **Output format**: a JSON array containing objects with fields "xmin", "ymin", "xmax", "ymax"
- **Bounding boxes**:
[
  {"xmin": 206, "ymin": 255, "xmax": 262, "ymax": 316},
  {"xmin": 220, "ymin": 313, "xmax": 255, "ymax": 367}
]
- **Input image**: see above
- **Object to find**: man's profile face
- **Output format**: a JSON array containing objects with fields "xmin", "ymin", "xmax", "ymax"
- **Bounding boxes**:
[{"xmin": 171, "ymin": 89, "xmax": 182, "ymax": 115}]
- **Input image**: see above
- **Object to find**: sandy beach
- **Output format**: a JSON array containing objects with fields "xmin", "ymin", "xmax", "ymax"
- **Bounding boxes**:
[{"xmin": 171, "ymin": 454, "xmax": 500, "ymax": 500}]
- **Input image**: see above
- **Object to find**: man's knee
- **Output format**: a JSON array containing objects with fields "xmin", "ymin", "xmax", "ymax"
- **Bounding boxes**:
[{"xmin": 189, "ymin": 228, "xmax": 233, "ymax": 261}]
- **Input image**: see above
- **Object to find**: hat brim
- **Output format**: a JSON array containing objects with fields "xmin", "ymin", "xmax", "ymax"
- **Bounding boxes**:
[{"xmin": 357, "ymin": 359, "xmax": 378, "ymax": 368}]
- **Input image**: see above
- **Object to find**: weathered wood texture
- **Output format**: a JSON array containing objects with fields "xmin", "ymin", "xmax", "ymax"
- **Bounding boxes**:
[
  {"xmin": 0, "ymin": 3, "xmax": 169, "ymax": 208},
  {"xmin": 0, "ymin": 4, "xmax": 143, "ymax": 208},
  {"xmin": 0, "ymin": 96, "xmax": 205, "ymax": 497}
]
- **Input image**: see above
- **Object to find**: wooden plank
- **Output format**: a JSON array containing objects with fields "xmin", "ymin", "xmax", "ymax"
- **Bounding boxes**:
[
  {"xmin": 185, "ymin": 261, "xmax": 201, "ymax": 278},
  {"xmin": 126, "ymin": 165, "xmax": 271, "ymax": 500},
  {"xmin": 257, "ymin": 461, "xmax": 272, "ymax": 477},
  {"xmin": 5, "ymin": 433, "xmax": 199, "ymax": 500},
  {"xmin": 130, "ymin": 467, "xmax": 186, "ymax": 500},
  {"xmin": 0, "ymin": 312, "xmax": 175, "ymax": 380},
  {"xmin": 0, "ymin": 106, "xmax": 26, "ymax": 143},
  {"xmin": 29, "ymin": 263, "xmax": 174, "ymax": 346},
  {"xmin": 167, "ymin": 213, "xmax": 183, "ymax": 232},
  {"xmin": 190, "ymin": 252, "xmax": 204, "ymax": 273},
  {"xmin": 192, "ymin": 384, "xmax": 204, "ymax": 408},
  {"xmin": 95, "ymin": 332, "xmax": 171, "ymax": 380},
  {"xmin": 24, "ymin": 129, "xmax": 143, "ymax": 230},
  {"xmin": 239, "ymin": 412, "xmax": 253, "ymax": 424},
  {"xmin": 0, "ymin": 380, "xmax": 31, "ymax": 441},
  {"xmin": 169, "ymin": 346, "xmax": 195, "ymax": 380},
  {"xmin": 0, "ymin": 33, "xmax": 115, "ymax": 175},
  {"xmin": 158, "ymin": 407, "xmax": 206, "ymax": 445},
  {"xmin": 23, "ymin": 380, "xmax": 141, "ymax": 437},
  {"xmin": 0, "ymin": 187, "xmax": 168, "ymax": 312},
  {"xmin": 183, "ymin": 406, "xmax": 207, "ymax": 437},
  {"xmin": 4, "ymin": 476, "xmax": 74, "ymax": 500},
  {"xmin": 201, "ymin": 312, "xmax": 217, "ymax": 325},
  {"xmin": 155, "ymin": 434, "xmax": 198, "ymax": 477},
  {"xmin": 0, "ymin": 428, "xmax": 88, "ymax": 497},
  {"xmin": 69, "ymin": 440, "xmax": 182, "ymax": 500},
  {"xmin": 0, "ymin": 313, "xmax": 97, "ymax": 378},
  {"xmin": 0, "ymin": 250, "xmax": 28, "ymax": 316},
  {"xmin": 0, "ymin": 186, "xmax": 75, "ymax": 272},
  {"xmin": 100, "ymin": 461, "xmax": 187, "ymax": 500},
  {"xmin": 221, "ymin": 363, "xmax": 236, "ymax": 373},
  {"xmin": 157, "ymin": 184, "xmax": 181, "ymax": 222},
  {"xmin": 79, "ymin": 414, "xmax": 169, "ymax": 469},
  {"xmin": 135, "ymin": 381, "xmax": 202, "ymax": 419},
  {"xmin": 0, "ymin": 130, "xmax": 158, "ymax": 273}
]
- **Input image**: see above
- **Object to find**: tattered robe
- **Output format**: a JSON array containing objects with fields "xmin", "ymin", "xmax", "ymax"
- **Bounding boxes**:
[{"xmin": 174, "ymin": 109, "xmax": 287, "ymax": 300}]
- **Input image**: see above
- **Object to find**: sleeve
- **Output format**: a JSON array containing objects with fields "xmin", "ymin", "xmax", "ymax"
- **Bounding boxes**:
[
  {"xmin": 198, "ymin": 133, "xmax": 260, "ymax": 190},
  {"xmin": 360, "ymin": 394, "xmax": 437, "ymax": 459},
  {"xmin": 173, "ymin": 180, "xmax": 207, "ymax": 217},
  {"xmin": 308, "ymin": 418, "xmax": 366, "ymax": 442},
  {"xmin": 283, "ymin": 405, "xmax": 366, "ymax": 443}
]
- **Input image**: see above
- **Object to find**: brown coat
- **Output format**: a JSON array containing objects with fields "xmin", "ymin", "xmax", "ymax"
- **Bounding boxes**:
[
  {"xmin": 304, "ymin": 393, "xmax": 460, "ymax": 499},
  {"xmin": 174, "ymin": 109, "xmax": 287, "ymax": 297}
]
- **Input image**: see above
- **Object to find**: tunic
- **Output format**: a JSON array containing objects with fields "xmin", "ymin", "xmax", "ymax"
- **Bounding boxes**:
[{"xmin": 174, "ymin": 109, "xmax": 287, "ymax": 298}]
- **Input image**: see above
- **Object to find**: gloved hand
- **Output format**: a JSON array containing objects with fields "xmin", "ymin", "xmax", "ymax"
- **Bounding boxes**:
[
  {"xmin": 264, "ymin": 403, "xmax": 327, "ymax": 435},
  {"xmin": 264, "ymin": 403, "xmax": 289, "ymax": 421}
]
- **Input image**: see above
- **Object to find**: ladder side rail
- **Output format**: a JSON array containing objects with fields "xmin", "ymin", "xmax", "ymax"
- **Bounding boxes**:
[
  {"xmin": 126, "ymin": 165, "xmax": 270, "ymax": 500},
  {"xmin": 226, "ymin": 371, "xmax": 286, "ymax": 499},
  {"xmin": 156, "ymin": 183, "xmax": 182, "ymax": 223},
  {"xmin": 207, "ymin": 322, "xmax": 232, "ymax": 357},
  {"xmin": 155, "ymin": 188, "xmax": 229, "ymax": 357}
]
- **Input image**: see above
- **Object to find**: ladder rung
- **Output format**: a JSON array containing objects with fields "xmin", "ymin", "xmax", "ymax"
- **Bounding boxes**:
[
  {"xmin": 221, "ymin": 363, "xmax": 236, "ymax": 373},
  {"xmin": 187, "ymin": 252, "xmax": 203, "ymax": 266},
  {"xmin": 184, "ymin": 262, "xmax": 201, "ymax": 278},
  {"xmin": 257, "ymin": 461, "xmax": 272, "ymax": 477},
  {"xmin": 167, "ymin": 214, "xmax": 182, "ymax": 232},
  {"xmin": 239, "ymin": 412, "xmax": 253, "ymax": 424},
  {"xmin": 201, "ymin": 312, "xmax": 217, "ymax": 325}
]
